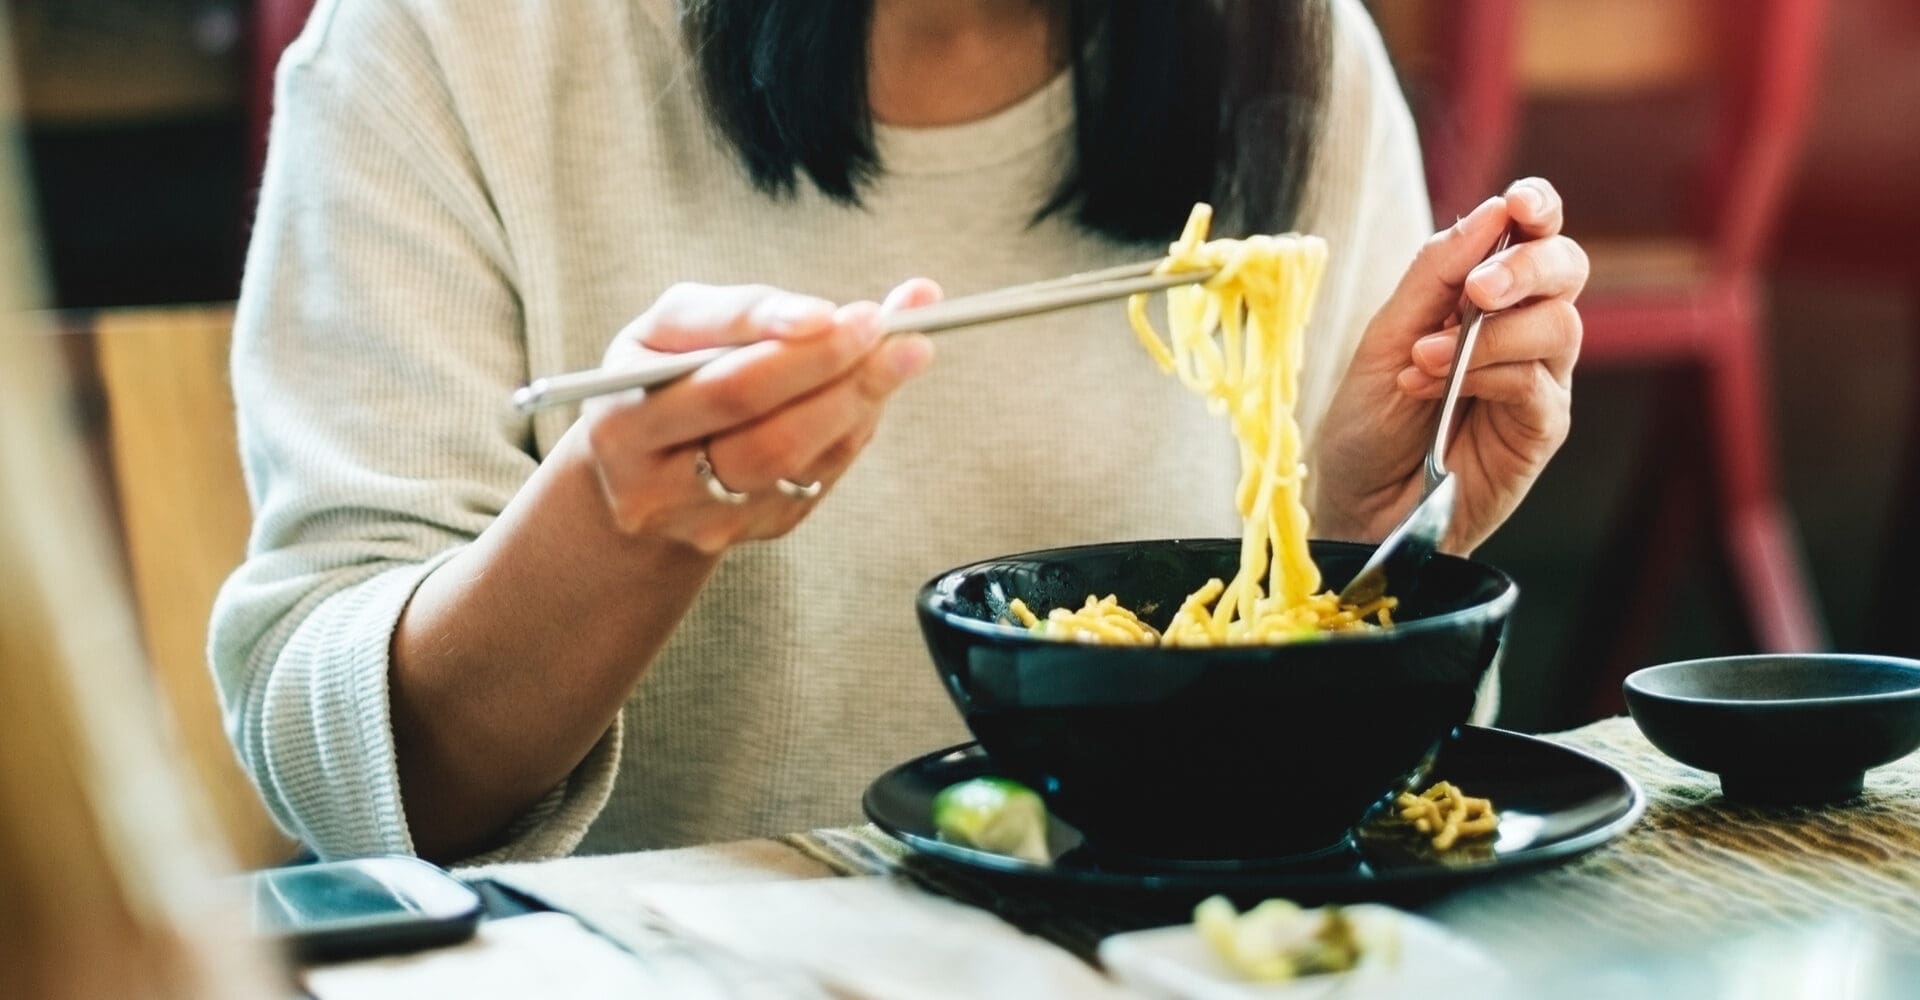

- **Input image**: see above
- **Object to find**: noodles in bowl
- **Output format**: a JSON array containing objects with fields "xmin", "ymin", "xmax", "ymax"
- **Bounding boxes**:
[
  {"xmin": 915, "ymin": 538, "xmax": 1517, "ymax": 860},
  {"xmin": 911, "ymin": 206, "xmax": 1520, "ymax": 860}
]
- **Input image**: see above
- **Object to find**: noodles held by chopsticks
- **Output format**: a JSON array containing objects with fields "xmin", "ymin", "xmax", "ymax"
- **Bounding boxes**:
[{"xmin": 1010, "ymin": 204, "xmax": 1394, "ymax": 645}]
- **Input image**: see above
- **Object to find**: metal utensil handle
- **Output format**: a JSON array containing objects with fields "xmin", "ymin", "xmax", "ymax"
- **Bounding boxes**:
[
  {"xmin": 510, "ymin": 266, "xmax": 1215, "ymax": 413},
  {"xmin": 511, "ymin": 346, "xmax": 733, "ymax": 412},
  {"xmin": 877, "ymin": 267, "xmax": 1209, "ymax": 336},
  {"xmin": 1424, "ymin": 227, "xmax": 1515, "ymax": 492}
]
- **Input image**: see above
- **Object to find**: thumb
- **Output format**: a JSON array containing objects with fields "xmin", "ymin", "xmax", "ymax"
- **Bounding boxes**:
[{"xmin": 1370, "ymin": 196, "xmax": 1510, "ymax": 348}]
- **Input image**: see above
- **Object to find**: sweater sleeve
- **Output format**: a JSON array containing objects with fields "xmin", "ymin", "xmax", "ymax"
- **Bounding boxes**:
[{"xmin": 208, "ymin": 0, "xmax": 620, "ymax": 862}]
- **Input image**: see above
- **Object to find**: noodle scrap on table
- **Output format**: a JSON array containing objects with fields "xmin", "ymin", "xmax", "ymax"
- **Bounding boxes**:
[{"xmin": 1010, "ymin": 203, "xmax": 1396, "ymax": 646}]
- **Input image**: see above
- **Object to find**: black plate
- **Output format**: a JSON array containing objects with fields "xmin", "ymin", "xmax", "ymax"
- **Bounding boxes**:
[{"xmin": 863, "ymin": 726, "xmax": 1644, "ymax": 903}]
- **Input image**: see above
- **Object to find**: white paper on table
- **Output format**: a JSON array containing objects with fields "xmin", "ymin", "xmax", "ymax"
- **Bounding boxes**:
[
  {"xmin": 628, "ymin": 875, "xmax": 1138, "ymax": 1000},
  {"xmin": 1098, "ymin": 904, "xmax": 1504, "ymax": 1000},
  {"xmin": 302, "ymin": 911, "xmax": 811, "ymax": 1000}
]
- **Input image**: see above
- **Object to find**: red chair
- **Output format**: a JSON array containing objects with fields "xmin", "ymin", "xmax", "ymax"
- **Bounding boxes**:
[
  {"xmin": 1378, "ymin": 0, "xmax": 1831, "ymax": 717},
  {"xmin": 246, "ymin": 0, "xmax": 319, "ymax": 184},
  {"xmin": 1768, "ymin": 0, "xmax": 1920, "ymax": 656}
]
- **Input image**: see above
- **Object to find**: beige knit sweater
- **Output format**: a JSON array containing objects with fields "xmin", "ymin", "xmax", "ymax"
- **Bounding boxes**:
[{"xmin": 212, "ymin": 0, "xmax": 1434, "ymax": 863}]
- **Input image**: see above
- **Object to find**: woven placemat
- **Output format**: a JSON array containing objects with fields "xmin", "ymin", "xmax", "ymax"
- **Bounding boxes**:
[{"xmin": 1431, "ymin": 717, "xmax": 1920, "ymax": 956}]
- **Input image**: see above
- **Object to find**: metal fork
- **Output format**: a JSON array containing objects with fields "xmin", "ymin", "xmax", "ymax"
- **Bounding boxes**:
[
  {"xmin": 1336, "ymin": 226, "xmax": 1516, "ymax": 607},
  {"xmin": 511, "ymin": 260, "xmax": 1218, "ymax": 413}
]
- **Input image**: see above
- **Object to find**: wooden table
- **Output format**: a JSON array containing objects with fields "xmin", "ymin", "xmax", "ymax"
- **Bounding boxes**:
[{"xmin": 306, "ymin": 718, "xmax": 1920, "ymax": 997}]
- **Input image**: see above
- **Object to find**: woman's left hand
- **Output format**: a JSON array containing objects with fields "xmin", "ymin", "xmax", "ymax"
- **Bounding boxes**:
[{"xmin": 1311, "ymin": 178, "xmax": 1587, "ymax": 554}]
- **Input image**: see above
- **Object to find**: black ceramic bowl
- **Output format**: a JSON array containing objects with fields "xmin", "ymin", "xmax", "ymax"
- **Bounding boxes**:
[
  {"xmin": 915, "ymin": 539, "xmax": 1517, "ymax": 862},
  {"xmin": 1624, "ymin": 654, "xmax": 1920, "ymax": 804}
]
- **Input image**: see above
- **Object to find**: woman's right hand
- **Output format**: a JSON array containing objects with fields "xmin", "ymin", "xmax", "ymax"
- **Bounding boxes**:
[
  {"xmin": 393, "ymin": 279, "xmax": 938, "ymax": 860},
  {"xmin": 580, "ymin": 279, "xmax": 941, "ymax": 555}
]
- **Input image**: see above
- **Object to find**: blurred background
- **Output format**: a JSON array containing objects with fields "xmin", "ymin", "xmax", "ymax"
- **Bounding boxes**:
[{"xmin": 13, "ymin": 0, "xmax": 1919, "ymax": 865}]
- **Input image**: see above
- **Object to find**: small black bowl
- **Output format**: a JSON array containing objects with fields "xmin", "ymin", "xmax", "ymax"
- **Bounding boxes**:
[
  {"xmin": 1623, "ymin": 654, "xmax": 1920, "ymax": 804},
  {"xmin": 915, "ymin": 539, "xmax": 1517, "ymax": 862}
]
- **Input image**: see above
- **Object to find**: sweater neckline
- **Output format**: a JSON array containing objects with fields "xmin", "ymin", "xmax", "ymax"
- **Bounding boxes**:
[
  {"xmin": 872, "ymin": 71, "xmax": 1074, "ymax": 176},
  {"xmin": 646, "ymin": 0, "xmax": 1075, "ymax": 177}
]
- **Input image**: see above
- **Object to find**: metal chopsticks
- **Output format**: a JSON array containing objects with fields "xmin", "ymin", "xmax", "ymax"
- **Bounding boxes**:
[{"xmin": 511, "ymin": 259, "xmax": 1217, "ymax": 413}]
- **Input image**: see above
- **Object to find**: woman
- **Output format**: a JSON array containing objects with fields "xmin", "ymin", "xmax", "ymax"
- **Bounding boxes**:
[{"xmin": 214, "ymin": 0, "xmax": 1586, "ymax": 863}]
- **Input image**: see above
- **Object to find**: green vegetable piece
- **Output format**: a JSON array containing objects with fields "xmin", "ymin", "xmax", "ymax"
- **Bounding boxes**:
[{"xmin": 931, "ymin": 777, "xmax": 1050, "ymax": 863}]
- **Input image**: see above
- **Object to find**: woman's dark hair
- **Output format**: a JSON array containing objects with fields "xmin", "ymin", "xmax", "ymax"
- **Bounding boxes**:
[{"xmin": 680, "ymin": 1, "xmax": 1332, "ymax": 243}]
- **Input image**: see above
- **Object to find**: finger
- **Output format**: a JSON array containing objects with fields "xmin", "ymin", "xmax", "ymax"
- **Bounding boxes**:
[
  {"xmin": 1464, "ymin": 235, "xmax": 1591, "ymax": 312},
  {"xmin": 1370, "ymin": 195, "xmax": 1512, "ymax": 341},
  {"xmin": 816, "ymin": 417, "xmax": 880, "ymax": 476},
  {"xmin": 625, "ymin": 303, "xmax": 887, "ymax": 446},
  {"xmin": 742, "ymin": 417, "xmax": 882, "ymax": 540},
  {"xmin": 653, "ymin": 428, "xmax": 840, "ymax": 554},
  {"xmin": 1399, "ymin": 360, "xmax": 1572, "ymax": 453},
  {"xmin": 782, "ymin": 418, "xmax": 879, "ymax": 504},
  {"xmin": 882, "ymin": 277, "xmax": 944, "ymax": 314},
  {"xmin": 1408, "ymin": 299, "xmax": 1582, "ymax": 384},
  {"xmin": 1502, "ymin": 177, "xmax": 1564, "ymax": 240},
  {"xmin": 1398, "ymin": 358, "xmax": 1568, "ymax": 409},
  {"xmin": 630, "ymin": 283, "xmax": 838, "ymax": 353},
  {"xmin": 1468, "ymin": 361, "xmax": 1571, "ymax": 447},
  {"xmin": 708, "ymin": 333, "xmax": 934, "ymax": 489}
]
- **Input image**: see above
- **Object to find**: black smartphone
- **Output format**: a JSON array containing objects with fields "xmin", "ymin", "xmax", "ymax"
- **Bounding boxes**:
[{"xmin": 245, "ymin": 855, "xmax": 484, "ymax": 963}]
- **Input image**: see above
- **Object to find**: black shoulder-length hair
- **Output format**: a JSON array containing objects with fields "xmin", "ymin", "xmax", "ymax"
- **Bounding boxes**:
[{"xmin": 679, "ymin": 1, "xmax": 1332, "ymax": 244}]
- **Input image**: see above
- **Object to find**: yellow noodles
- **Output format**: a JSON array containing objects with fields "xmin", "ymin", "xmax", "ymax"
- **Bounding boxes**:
[
  {"xmin": 1394, "ymin": 781, "xmax": 1500, "ymax": 852},
  {"xmin": 1007, "ymin": 596, "xmax": 1159, "ymax": 645},
  {"xmin": 1009, "ymin": 203, "xmax": 1394, "ymax": 645},
  {"xmin": 1134, "ymin": 204, "xmax": 1333, "ymax": 642},
  {"xmin": 1010, "ymin": 590, "xmax": 1396, "ymax": 645}
]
